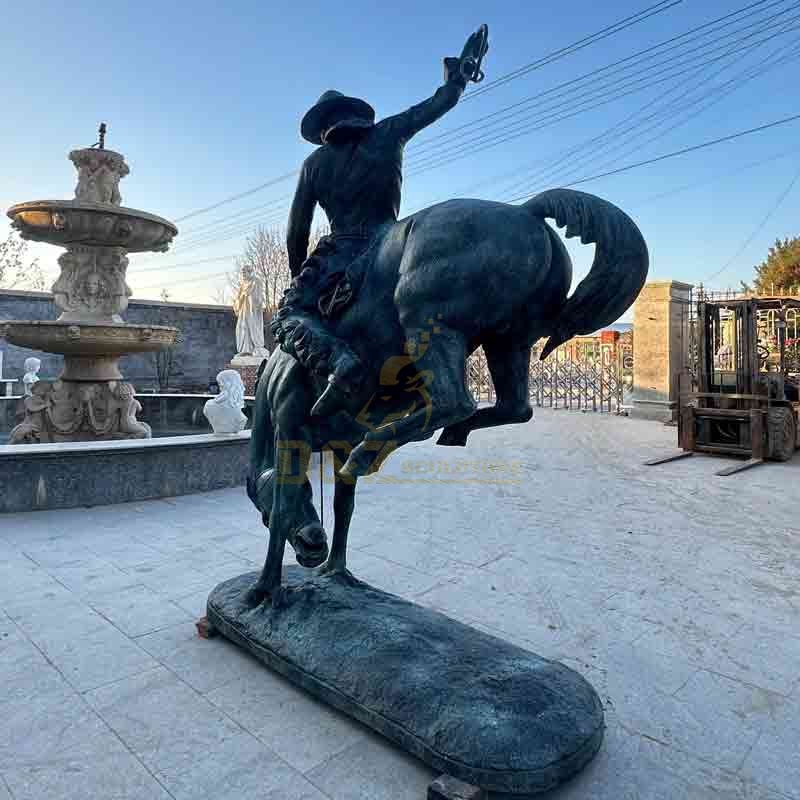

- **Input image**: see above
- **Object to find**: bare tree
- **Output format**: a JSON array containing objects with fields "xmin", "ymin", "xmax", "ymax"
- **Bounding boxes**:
[
  {"xmin": 225, "ymin": 224, "xmax": 328, "ymax": 346},
  {"xmin": 0, "ymin": 232, "xmax": 45, "ymax": 290}
]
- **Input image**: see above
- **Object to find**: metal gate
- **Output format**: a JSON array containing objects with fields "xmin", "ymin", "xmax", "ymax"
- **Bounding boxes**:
[{"xmin": 467, "ymin": 346, "xmax": 627, "ymax": 413}]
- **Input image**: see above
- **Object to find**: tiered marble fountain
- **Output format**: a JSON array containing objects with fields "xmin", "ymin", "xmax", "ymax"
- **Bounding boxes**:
[{"xmin": 1, "ymin": 127, "xmax": 178, "ymax": 443}]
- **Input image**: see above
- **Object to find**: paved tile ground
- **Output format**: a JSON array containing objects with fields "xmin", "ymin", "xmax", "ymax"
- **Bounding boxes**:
[{"xmin": 1, "ymin": 409, "xmax": 798, "ymax": 799}]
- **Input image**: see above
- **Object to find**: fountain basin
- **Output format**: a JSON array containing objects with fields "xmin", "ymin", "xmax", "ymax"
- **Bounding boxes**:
[
  {"xmin": 0, "ymin": 431, "xmax": 251, "ymax": 512},
  {"xmin": 0, "ymin": 320, "xmax": 177, "ymax": 357},
  {"xmin": 8, "ymin": 200, "xmax": 177, "ymax": 252}
]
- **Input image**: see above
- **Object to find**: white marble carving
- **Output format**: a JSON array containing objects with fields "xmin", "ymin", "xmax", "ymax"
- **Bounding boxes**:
[
  {"xmin": 233, "ymin": 264, "xmax": 268, "ymax": 358},
  {"xmin": 204, "ymin": 370, "xmax": 247, "ymax": 434},
  {"xmin": 69, "ymin": 147, "xmax": 128, "ymax": 206},
  {"xmin": 52, "ymin": 247, "xmax": 131, "ymax": 322},
  {"xmin": 22, "ymin": 357, "xmax": 41, "ymax": 396}
]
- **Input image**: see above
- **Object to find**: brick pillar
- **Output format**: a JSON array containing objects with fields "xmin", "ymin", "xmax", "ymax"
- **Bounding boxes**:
[
  {"xmin": 227, "ymin": 354, "xmax": 268, "ymax": 396},
  {"xmin": 629, "ymin": 280, "xmax": 692, "ymax": 422}
]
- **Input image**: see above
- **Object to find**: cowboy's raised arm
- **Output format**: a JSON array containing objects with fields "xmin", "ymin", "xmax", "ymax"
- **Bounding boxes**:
[
  {"xmin": 382, "ymin": 78, "xmax": 464, "ymax": 145},
  {"xmin": 287, "ymin": 160, "xmax": 317, "ymax": 277},
  {"xmin": 382, "ymin": 26, "xmax": 488, "ymax": 145}
]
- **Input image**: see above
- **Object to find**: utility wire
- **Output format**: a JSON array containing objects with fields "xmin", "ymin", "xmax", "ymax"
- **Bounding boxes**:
[
  {"xmin": 138, "ymin": 6, "xmax": 800, "ymax": 281},
  {"xmin": 499, "ymin": 25, "xmax": 800, "ymax": 201},
  {"xmin": 461, "ymin": 0, "xmax": 682, "ymax": 102},
  {"xmin": 135, "ymin": 130, "xmax": 800, "ymax": 282},
  {"xmin": 162, "ymin": 0, "xmax": 682, "ymax": 228},
  {"xmin": 411, "ymin": 0, "xmax": 794, "ymax": 153},
  {"xmin": 179, "ymin": 193, "xmax": 293, "ymax": 237},
  {"xmin": 154, "ymin": 0, "xmax": 793, "ymax": 253},
  {"xmin": 504, "ymin": 112, "xmax": 800, "ymax": 202},
  {"xmin": 634, "ymin": 146, "xmax": 800, "ymax": 206},
  {"xmin": 175, "ymin": 195, "xmax": 293, "ymax": 247},
  {"xmin": 173, "ymin": 170, "xmax": 299, "ymax": 224},
  {"xmin": 133, "ymin": 270, "xmax": 231, "ymax": 292},
  {"xmin": 704, "ymin": 162, "xmax": 800, "ymax": 283},
  {"xmin": 407, "ymin": 12, "xmax": 800, "ymax": 174},
  {"xmin": 162, "ymin": 4, "xmax": 799, "ymax": 258},
  {"xmin": 130, "ymin": 254, "xmax": 240, "ymax": 273}
]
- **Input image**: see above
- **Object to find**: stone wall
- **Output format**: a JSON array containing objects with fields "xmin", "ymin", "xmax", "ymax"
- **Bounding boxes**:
[{"xmin": 0, "ymin": 289, "xmax": 260, "ymax": 392}]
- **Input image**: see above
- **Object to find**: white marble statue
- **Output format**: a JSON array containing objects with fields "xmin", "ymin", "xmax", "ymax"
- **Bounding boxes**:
[
  {"xmin": 233, "ymin": 264, "xmax": 268, "ymax": 357},
  {"xmin": 22, "ymin": 357, "xmax": 41, "ymax": 396},
  {"xmin": 203, "ymin": 370, "xmax": 247, "ymax": 434}
]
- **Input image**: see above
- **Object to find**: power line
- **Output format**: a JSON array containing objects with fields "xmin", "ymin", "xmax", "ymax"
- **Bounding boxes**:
[
  {"xmin": 174, "ymin": 197, "xmax": 292, "ymax": 249},
  {"xmin": 153, "ymin": 0, "xmax": 793, "ymax": 255},
  {"xmin": 131, "ymin": 254, "xmax": 240, "ymax": 273},
  {"xmin": 498, "ymin": 25, "xmax": 800, "ymax": 201},
  {"xmin": 411, "ymin": 0, "xmax": 794, "ymax": 154},
  {"xmin": 163, "ymin": 204, "xmax": 290, "ymax": 255},
  {"xmin": 406, "ymin": 17, "xmax": 799, "ymax": 212},
  {"xmin": 505, "ymin": 112, "xmax": 800, "ymax": 202},
  {"xmin": 461, "ymin": 0, "xmax": 683, "ymax": 102},
  {"xmin": 133, "ymin": 270, "xmax": 231, "ymax": 292},
  {"xmin": 173, "ymin": 170, "xmax": 299, "ymax": 224},
  {"xmin": 179, "ymin": 193, "xmax": 293, "ymax": 237},
  {"xmin": 137, "ymin": 7, "xmax": 800, "ymax": 284},
  {"xmin": 136, "ymin": 131, "xmax": 800, "ymax": 287},
  {"xmin": 407, "ymin": 11, "xmax": 800, "ymax": 174},
  {"xmin": 704, "ymin": 162, "xmax": 800, "ymax": 283},
  {"xmin": 633, "ymin": 146, "xmax": 800, "ymax": 206},
  {"xmin": 162, "ymin": 3, "xmax": 800, "ymax": 258},
  {"xmin": 163, "ymin": 0, "xmax": 683, "ymax": 228}
]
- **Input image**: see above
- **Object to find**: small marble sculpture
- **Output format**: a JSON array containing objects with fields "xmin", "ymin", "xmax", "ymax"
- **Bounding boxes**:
[
  {"xmin": 204, "ymin": 370, "xmax": 247, "ymax": 434},
  {"xmin": 22, "ymin": 357, "xmax": 41, "ymax": 396}
]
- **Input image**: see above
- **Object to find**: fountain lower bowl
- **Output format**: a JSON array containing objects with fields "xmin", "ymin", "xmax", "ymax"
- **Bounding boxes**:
[
  {"xmin": 7, "ymin": 200, "xmax": 177, "ymax": 252},
  {"xmin": 0, "ymin": 320, "xmax": 177, "ymax": 357}
]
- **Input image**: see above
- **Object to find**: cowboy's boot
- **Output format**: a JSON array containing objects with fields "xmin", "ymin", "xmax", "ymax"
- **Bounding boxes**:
[{"xmin": 311, "ymin": 345, "xmax": 363, "ymax": 418}]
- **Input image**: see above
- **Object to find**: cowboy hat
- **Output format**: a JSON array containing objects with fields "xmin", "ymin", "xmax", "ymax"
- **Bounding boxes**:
[{"xmin": 301, "ymin": 90, "xmax": 375, "ymax": 145}]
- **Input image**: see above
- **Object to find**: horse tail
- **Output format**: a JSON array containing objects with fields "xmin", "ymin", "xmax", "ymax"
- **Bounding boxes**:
[{"xmin": 524, "ymin": 189, "xmax": 649, "ymax": 360}]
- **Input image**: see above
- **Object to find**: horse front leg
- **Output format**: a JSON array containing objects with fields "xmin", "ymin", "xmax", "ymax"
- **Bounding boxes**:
[
  {"xmin": 317, "ymin": 471, "xmax": 357, "ymax": 576},
  {"xmin": 249, "ymin": 426, "xmax": 327, "ymax": 606}
]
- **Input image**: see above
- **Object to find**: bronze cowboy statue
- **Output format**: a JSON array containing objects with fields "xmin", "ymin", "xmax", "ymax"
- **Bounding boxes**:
[
  {"xmin": 271, "ymin": 26, "xmax": 489, "ymax": 419},
  {"xmin": 247, "ymin": 24, "xmax": 649, "ymax": 605}
]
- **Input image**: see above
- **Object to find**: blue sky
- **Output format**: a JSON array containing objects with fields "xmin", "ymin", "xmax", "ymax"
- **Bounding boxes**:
[{"xmin": 1, "ymin": 0, "xmax": 799, "ymax": 316}]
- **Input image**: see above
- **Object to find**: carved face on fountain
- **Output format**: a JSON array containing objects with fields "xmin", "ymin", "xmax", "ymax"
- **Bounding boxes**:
[{"xmin": 78, "ymin": 271, "xmax": 109, "ymax": 311}]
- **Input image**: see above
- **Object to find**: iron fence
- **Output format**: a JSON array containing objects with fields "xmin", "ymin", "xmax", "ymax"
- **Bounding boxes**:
[{"xmin": 466, "ymin": 346, "xmax": 627, "ymax": 414}]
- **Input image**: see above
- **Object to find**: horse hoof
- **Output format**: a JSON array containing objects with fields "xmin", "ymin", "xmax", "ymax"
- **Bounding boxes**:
[
  {"xmin": 437, "ymin": 426, "xmax": 468, "ymax": 447},
  {"xmin": 291, "ymin": 523, "xmax": 329, "ymax": 568},
  {"xmin": 315, "ymin": 560, "xmax": 349, "ymax": 578}
]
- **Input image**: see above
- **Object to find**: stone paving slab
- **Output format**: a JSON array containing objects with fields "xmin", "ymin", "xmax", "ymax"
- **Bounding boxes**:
[{"xmin": 0, "ymin": 409, "xmax": 798, "ymax": 799}]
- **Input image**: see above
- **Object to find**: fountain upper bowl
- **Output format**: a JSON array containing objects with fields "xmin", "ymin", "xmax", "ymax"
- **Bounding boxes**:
[
  {"xmin": 0, "ymin": 320, "xmax": 178, "ymax": 356},
  {"xmin": 7, "ymin": 200, "xmax": 178, "ymax": 252}
]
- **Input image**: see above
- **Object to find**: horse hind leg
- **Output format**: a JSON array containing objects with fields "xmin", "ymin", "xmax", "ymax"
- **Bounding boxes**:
[
  {"xmin": 438, "ymin": 339, "xmax": 533, "ymax": 447},
  {"xmin": 317, "ymin": 470, "xmax": 357, "ymax": 576},
  {"xmin": 341, "ymin": 324, "xmax": 476, "ymax": 478}
]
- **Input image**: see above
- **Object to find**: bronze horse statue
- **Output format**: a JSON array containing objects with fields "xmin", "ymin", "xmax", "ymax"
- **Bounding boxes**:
[{"xmin": 247, "ymin": 189, "xmax": 649, "ymax": 604}]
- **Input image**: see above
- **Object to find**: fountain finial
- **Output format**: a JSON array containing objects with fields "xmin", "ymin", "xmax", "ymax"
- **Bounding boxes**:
[{"xmin": 97, "ymin": 122, "xmax": 106, "ymax": 150}]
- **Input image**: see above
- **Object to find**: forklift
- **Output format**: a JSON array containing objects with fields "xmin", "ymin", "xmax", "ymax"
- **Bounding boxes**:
[{"xmin": 647, "ymin": 296, "xmax": 800, "ymax": 476}]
